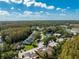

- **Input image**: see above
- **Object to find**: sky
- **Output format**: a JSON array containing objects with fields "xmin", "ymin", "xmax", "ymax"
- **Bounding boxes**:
[{"xmin": 0, "ymin": 0, "xmax": 79, "ymax": 21}]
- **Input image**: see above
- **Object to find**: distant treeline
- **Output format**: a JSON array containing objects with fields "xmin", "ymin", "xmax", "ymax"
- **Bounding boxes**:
[
  {"xmin": 0, "ymin": 20, "xmax": 79, "ymax": 25},
  {"xmin": 0, "ymin": 20, "xmax": 79, "ymax": 30}
]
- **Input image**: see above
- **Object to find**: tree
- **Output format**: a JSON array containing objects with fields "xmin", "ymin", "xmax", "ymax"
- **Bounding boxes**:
[
  {"xmin": 34, "ymin": 31, "xmax": 41, "ymax": 40},
  {"xmin": 58, "ymin": 36, "xmax": 79, "ymax": 59},
  {"xmin": 5, "ymin": 36, "xmax": 12, "ymax": 44},
  {"xmin": 1, "ymin": 51, "xmax": 17, "ymax": 59},
  {"xmin": 2, "ymin": 43, "xmax": 10, "ymax": 52},
  {"xmin": 43, "ymin": 36, "xmax": 57, "ymax": 47},
  {"xmin": 1, "ymin": 27, "xmax": 31, "ymax": 43}
]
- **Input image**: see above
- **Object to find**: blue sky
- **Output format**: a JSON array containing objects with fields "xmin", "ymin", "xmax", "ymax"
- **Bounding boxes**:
[{"xmin": 0, "ymin": 0, "xmax": 79, "ymax": 21}]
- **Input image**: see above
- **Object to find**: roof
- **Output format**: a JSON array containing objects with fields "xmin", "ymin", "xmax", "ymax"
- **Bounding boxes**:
[{"xmin": 23, "ymin": 31, "xmax": 36, "ymax": 44}]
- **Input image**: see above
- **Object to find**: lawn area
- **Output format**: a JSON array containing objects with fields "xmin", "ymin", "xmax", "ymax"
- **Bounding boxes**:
[
  {"xmin": 24, "ymin": 45, "xmax": 34, "ymax": 51},
  {"xmin": 23, "ymin": 40, "xmax": 38, "ymax": 51}
]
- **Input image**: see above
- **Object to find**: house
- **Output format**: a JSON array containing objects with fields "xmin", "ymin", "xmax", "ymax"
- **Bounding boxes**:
[
  {"xmin": 56, "ymin": 38, "xmax": 64, "ymax": 42},
  {"xmin": 18, "ymin": 48, "xmax": 38, "ymax": 59},
  {"xmin": 71, "ymin": 28, "xmax": 79, "ymax": 35},
  {"xmin": 53, "ymin": 33, "xmax": 61, "ymax": 37},
  {"xmin": 36, "ymin": 26, "xmax": 44, "ymax": 31},
  {"xmin": 36, "ymin": 46, "xmax": 55, "ymax": 58},
  {"xmin": 48, "ymin": 41, "xmax": 58, "ymax": 47}
]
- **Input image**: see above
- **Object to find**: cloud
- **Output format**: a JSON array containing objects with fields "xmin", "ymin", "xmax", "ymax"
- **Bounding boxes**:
[
  {"xmin": 34, "ymin": 2, "xmax": 46, "ymax": 7},
  {"xmin": 46, "ymin": 6, "xmax": 55, "ymax": 9},
  {"xmin": 56, "ymin": 8, "xmax": 62, "ymax": 11},
  {"xmin": 23, "ymin": 0, "xmax": 55, "ymax": 9},
  {"xmin": 23, "ymin": 11, "xmax": 44, "ymax": 16},
  {"xmin": 11, "ymin": 7, "xmax": 14, "ymax": 10},
  {"xmin": 0, "ymin": 0, "xmax": 23, "ymax": 4},
  {"xmin": 59, "ymin": 13, "xmax": 66, "ymax": 16},
  {"xmin": 24, "ymin": 0, "xmax": 35, "ymax": 7},
  {"xmin": 39, "ymin": 11, "xmax": 43, "ymax": 14},
  {"xmin": 0, "ymin": 10, "xmax": 10, "ymax": 16},
  {"xmin": 0, "ymin": 0, "xmax": 9, "ymax": 3},
  {"xmin": 34, "ymin": 11, "xmax": 44, "ymax": 15},
  {"xmin": 23, "ymin": 11, "xmax": 33, "ymax": 16},
  {"xmin": 45, "ymin": 12, "xmax": 51, "ymax": 16},
  {"xmin": 34, "ymin": 2, "xmax": 55, "ymax": 9},
  {"xmin": 0, "ymin": 0, "xmax": 55, "ymax": 9},
  {"xmin": 10, "ymin": 0, "xmax": 23, "ymax": 4}
]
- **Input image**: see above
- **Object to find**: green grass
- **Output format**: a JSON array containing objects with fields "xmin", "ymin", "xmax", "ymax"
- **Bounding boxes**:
[{"xmin": 24, "ymin": 45, "xmax": 34, "ymax": 51}]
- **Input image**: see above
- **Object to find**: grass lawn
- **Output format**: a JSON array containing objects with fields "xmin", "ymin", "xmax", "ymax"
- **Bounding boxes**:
[
  {"xmin": 24, "ymin": 45, "xmax": 34, "ymax": 51},
  {"xmin": 23, "ymin": 40, "xmax": 38, "ymax": 51}
]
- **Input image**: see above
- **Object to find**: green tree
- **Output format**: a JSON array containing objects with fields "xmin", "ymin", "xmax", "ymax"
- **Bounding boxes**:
[
  {"xmin": 58, "ymin": 36, "xmax": 79, "ymax": 59},
  {"xmin": 1, "ymin": 27, "xmax": 31, "ymax": 43},
  {"xmin": 1, "ymin": 51, "xmax": 17, "ymax": 59},
  {"xmin": 43, "ymin": 36, "xmax": 56, "ymax": 47}
]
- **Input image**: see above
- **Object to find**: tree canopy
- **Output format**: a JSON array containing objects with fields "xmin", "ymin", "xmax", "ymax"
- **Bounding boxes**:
[{"xmin": 58, "ymin": 35, "xmax": 79, "ymax": 59}]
